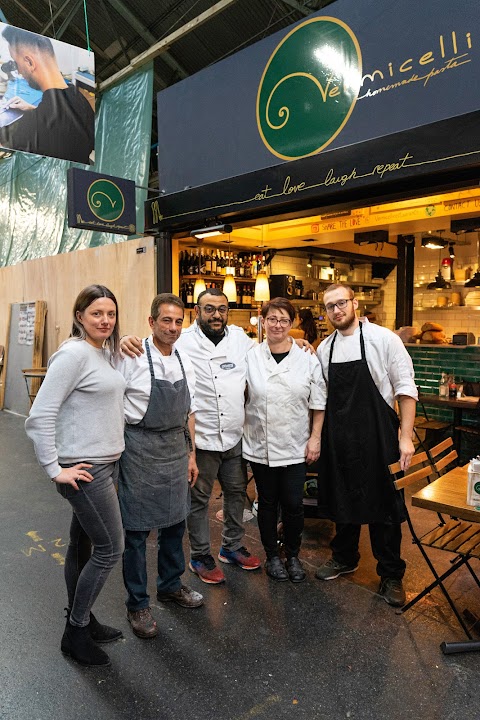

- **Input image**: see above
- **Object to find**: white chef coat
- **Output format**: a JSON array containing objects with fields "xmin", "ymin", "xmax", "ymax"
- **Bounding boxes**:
[
  {"xmin": 317, "ymin": 319, "xmax": 418, "ymax": 408},
  {"xmin": 115, "ymin": 336, "xmax": 197, "ymax": 424},
  {"xmin": 175, "ymin": 321, "xmax": 255, "ymax": 451},
  {"xmin": 242, "ymin": 340, "xmax": 325, "ymax": 468}
]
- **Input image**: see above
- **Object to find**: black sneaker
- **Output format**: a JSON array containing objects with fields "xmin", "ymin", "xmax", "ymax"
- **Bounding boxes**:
[
  {"xmin": 315, "ymin": 557, "xmax": 358, "ymax": 581},
  {"xmin": 378, "ymin": 577, "xmax": 406, "ymax": 607}
]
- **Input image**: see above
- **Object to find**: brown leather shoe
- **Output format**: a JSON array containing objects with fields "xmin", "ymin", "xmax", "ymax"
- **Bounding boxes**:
[
  {"xmin": 156, "ymin": 584, "xmax": 204, "ymax": 608},
  {"xmin": 127, "ymin": 607, "xmax": 158, "ymax": 638}
]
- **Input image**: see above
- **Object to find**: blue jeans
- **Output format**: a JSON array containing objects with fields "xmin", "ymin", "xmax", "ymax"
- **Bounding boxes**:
[
  {"xmin": 187, "ymin": 441, "xmax": 247, "ymax": 556},
  {"xmin": 57, "ymin": 463, "xmax": 124, "ymax": 627},
  {"xmin": 123, "ymin": 520, "xmax": 186, "ymax": 611}
]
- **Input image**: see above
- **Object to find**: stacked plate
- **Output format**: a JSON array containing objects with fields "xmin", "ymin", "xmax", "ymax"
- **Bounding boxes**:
[{"xmin": 464, "ymin": 290, "xmax": 480, "ymax": 306}]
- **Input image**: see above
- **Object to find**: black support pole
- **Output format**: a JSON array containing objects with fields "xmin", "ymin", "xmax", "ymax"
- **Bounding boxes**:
[
  {"xmin": 395, "ymin": 234, "xmax": 415, "ymax": 328},
  {"xmin": 155, "ymin": 231, "xmax": 172, "ymax": 294}
]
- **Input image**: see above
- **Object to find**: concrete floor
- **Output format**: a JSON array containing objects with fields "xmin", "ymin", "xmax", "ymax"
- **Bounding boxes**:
[{"xmin": 0, "ymin": 409, "xmax": 479, "ymax": 720}]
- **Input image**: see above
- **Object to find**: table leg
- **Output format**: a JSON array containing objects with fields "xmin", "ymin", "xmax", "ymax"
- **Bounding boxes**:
[
  {"xmin": 452, "ymin": 408, "xmax": 462, "ymax": 460},
  {"xmin": 441, "ymin": 640, "xmax": 480, "ymax": 654}
]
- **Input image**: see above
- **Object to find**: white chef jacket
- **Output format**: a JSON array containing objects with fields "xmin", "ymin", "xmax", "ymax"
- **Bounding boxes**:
[
  {"xmin": 242, "ymin": 340, "xmax": 325, "ymax": 468},
  {"xmin": 317, "ymin": 319, "xmax": 418, "ymax": 408},
  {"xmin": 175, "ymin": 321, "xmax": 255, "ymax": 451},
  {"xmin": 115, "ymin": 336, "xmax": 197, "ymax": 424}
]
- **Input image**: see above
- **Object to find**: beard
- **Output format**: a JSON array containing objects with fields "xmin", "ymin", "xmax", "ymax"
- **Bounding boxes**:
[
  {"xmin": 330, "ymin": 312, "xmax": 357, "ymax": 332},
  {"xmin": 198, "ymin": 316, "xmax": 227, "ymax": 339}
]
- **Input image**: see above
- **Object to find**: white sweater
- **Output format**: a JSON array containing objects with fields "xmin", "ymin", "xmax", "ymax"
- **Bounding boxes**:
[{"xmin": 25, "ymin": 339, "xmax": 126, "ymax": 478}]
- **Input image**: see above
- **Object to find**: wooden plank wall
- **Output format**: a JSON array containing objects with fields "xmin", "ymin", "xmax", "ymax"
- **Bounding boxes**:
[{"xmin": 0, "ymin": 237, "xmax": 156, "ymax": 361}]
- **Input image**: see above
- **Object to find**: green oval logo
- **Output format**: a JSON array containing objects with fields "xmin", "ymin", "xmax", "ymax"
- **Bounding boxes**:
[
  {"xmin": 474, "ymin": 481, "xmax": 480, "ymax": 494},
  {"xmin": 87, "ymin": 179, "xmax": 125, "ymax": 222},
  {"xmin": 257, "ymin": 17, "xmax": 362, "ymax": 160}
]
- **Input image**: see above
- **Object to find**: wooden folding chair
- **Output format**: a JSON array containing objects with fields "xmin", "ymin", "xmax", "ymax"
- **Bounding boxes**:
[{"xmin": 389, "ymin": 438, "xmax": 480, "ymax": 639}]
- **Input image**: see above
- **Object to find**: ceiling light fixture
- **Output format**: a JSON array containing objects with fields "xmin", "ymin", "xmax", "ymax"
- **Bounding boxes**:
[
  {"xmin": 193, "ymin": 278, "xmax": 206, "ymax": 302},
  {"xmin": 306, "ymin": 254, "xmax": 313, "ymax": 268},
  {"xmin": 421, "ymin": 235, "xmax": 447, "ymax": 250},
  {"xmin": 427, "ymin": 248, "xmax": 452, "ymax": 290},
  {"xmin": 190, "ymin": 223, "xmax": 233, "ymax": 240},
  {"xmin": 448, "ymin": 243, "xmax": 455, "ymax": 259}
]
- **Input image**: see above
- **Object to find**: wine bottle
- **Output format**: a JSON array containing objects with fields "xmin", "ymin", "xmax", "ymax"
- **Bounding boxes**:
[{"xmin": 205, "ymin": 249, "xmax": 212, "ymax": 274}]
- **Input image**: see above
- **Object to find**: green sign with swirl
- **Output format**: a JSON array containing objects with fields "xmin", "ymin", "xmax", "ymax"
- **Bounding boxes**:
[
  {"xmin": 257, "ymin": 17, "xmax": 362, "ymax": 160},
  {"xmin": 87, "ymin": 179, "xmax": 125, "ymax": 222},
  {"xmin": 67, "ymin": 168, "xmax": 136, "ymax": 235}
]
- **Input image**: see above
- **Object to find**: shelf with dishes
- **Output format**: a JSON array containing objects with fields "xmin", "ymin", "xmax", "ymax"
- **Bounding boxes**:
[{"xmin": 414, "ymin": 288, "xmax": 480, "ymax": 309}]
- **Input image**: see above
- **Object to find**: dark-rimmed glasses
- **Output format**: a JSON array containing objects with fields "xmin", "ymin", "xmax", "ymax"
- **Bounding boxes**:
[
  {"xmin": 324, "ymin": 298, "xmax": 352, "ymax": 313},
  {"xmin": 265, "ymin": 316, "xmax": 291, "ymax": 327},
  {"xmin": 197, "ymin": 304, "xmax": 229, "ymax": 315}
]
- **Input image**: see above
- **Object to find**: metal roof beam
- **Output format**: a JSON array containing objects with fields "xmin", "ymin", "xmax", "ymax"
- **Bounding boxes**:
[
  {"xmin": 104, "ymin": 0, "xmax": 189, "ymax": 79},
  {"xmin": 55, "ymin": 0, "xmax": 84, "ymax": 40},
  {"xmin": 278, "ymin": 0, "xmax": 311, "ymax": 15},
  {"xmin": 41, "ymin": 0, "xmax": 72, "ymax": 34},
  {"xmin": 99, "ymin": 0, "xmax": 238, "ymax": 92}
]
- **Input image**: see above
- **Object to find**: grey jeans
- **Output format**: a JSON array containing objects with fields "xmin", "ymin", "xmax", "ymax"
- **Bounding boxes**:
[
  {"xmin": 187, "ymin": 441, "xmax": 248, "ymax": 556},
  {"xmin": 57, "ymin": 463, "xmax": 124, "ymax": 627}
]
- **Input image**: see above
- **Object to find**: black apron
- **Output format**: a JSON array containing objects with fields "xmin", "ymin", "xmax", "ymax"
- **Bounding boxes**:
[
  {"xmin": 118, "ymin": 339, "xmax": 191, "ymax": 531},
  {"xmin": 319, "ymin": 323, "xmax": 406, "ymax": 525}
]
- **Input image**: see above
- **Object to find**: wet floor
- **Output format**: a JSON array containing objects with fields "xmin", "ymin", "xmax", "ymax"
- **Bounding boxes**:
[{"xmin": 0, "ymin": 409, "xmax": 479, "ymax": 720}]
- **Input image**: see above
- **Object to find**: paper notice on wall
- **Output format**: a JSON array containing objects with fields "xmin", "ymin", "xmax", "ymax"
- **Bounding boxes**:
[{"xmin": 18, "ymin": 303, "xmax": 35, "ymax": 345}]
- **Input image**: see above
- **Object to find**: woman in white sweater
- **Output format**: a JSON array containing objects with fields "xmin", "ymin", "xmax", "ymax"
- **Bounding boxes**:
[{"xmin": 25, "ymin": 285, "xmax": 126, "ymax": 667}]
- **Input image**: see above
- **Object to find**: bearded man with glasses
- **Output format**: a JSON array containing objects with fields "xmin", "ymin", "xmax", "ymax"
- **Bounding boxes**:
[{"xmin": 314, "ymin": 284, "xmax": 417, "ymax": 608}]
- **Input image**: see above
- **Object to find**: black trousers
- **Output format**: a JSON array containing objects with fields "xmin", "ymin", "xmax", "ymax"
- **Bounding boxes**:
[
  {"xmin": 250, "ymin": 461, "xmax": 305, "ymax": 560},
  {"xmin": 331, "ymin": 522, "xmax": 406, "ymax": 580}
]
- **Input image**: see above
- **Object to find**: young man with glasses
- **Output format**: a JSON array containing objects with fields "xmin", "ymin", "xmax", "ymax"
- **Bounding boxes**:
[{"xmin": 314, "ymin": 284, "xmax": 417, "ymax": 607}]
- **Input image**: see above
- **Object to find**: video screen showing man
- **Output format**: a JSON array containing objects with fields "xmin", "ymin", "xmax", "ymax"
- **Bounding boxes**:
[{"xmin": 0, "ymin": 25, "xmax": 94, "ymax": 164}]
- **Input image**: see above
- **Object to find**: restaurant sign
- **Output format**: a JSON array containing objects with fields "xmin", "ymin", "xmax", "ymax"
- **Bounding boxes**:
[
  {"xmin": 155, "ymin": 0, "xmax": 479, "ymax": 199},
  {"xmin": 67, "ymin": 168, "xmax": 136, "ymax": 235}
]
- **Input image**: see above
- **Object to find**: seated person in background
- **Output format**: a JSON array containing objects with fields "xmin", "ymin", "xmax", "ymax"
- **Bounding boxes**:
[
  {"xmin": 0, "ymin": 58, "xmax": 43, "ymax": 107},
  {"xmin": 0, "ymin": 26, "xmax": 94, "ymax": 163},
  {"xmin": 289, "ymin": 308, "xmax": 320, "ymax": 350}
]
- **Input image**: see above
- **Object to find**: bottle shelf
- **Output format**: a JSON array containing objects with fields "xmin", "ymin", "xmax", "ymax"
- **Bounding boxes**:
[{"xmin": 180, "ymin": 274, "xmax": 259, "ymax": 283}]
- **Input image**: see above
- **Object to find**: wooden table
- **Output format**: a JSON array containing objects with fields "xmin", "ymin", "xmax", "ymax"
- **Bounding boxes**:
[
  {"xmin": 418, "ymin": 394, "xmax": 479, "ymax": 455},
  {"xmin": 412, "ymin": 464, "xmax": 480, "ymax": 654}
]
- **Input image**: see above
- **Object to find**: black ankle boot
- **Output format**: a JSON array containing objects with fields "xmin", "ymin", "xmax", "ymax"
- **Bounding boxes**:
[
  {"xmin": 61, "ymin": 621, "xmax": 111, "ymax": 666},
  {"xmin": 64, "ymin": 608, "xmax": 122, "ymax": 644},
  {"xmin": 89, "ymin": 613, "xmax": 123, "ymax": 644}
]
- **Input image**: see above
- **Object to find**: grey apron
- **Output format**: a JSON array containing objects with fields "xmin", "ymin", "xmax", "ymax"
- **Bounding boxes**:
[{"xmin": 118, "ymin": 339, "xmax": 191, "ymax": 531}]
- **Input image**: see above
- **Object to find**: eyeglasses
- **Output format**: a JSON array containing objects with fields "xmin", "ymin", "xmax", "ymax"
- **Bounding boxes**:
[
  {"xmin": 265, "ymin": 316, "xmax": 291, "ymax": 327},
  {"xmin": 198, "ymin": 304, "xmax": 229, "ymax": 315},
  {"xmin": 324, "ymin": 298, "xmax": 352, "ymax": 313}
]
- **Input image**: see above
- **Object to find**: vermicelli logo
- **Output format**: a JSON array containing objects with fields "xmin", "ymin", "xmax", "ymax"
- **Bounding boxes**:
[{"xmin": 256, "ymin": 17, "xmax": 362, "ymax": 160}]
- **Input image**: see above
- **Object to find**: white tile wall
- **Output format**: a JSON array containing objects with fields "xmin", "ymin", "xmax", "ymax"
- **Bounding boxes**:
[{"xmin": 413, "ymin": 244, "xmax": 480, "ymax": 338}]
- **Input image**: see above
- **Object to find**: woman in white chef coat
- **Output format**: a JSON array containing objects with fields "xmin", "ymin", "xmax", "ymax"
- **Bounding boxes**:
[{"xmin": 243, "ymin": 297, "xmax": 325, "ymax": 583}]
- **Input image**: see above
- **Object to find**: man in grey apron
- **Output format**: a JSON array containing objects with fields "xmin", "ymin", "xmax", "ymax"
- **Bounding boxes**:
[
  {"xmin": 116, "ymin": 294, "xmax": 203, "ymax": 639},
  {"xmin": 314, "ymin": 285, "xmax": 417, "ymax": 607}
]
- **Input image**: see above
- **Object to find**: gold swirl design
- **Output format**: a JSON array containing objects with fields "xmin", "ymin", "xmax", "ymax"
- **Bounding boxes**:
[
  {"xmin": 90, "ymin": 191, "xmax": 117, "ymax": 209},
  {"xmin": 266, "ymin": 72, "xmax": 328, "ymax": 130}
]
